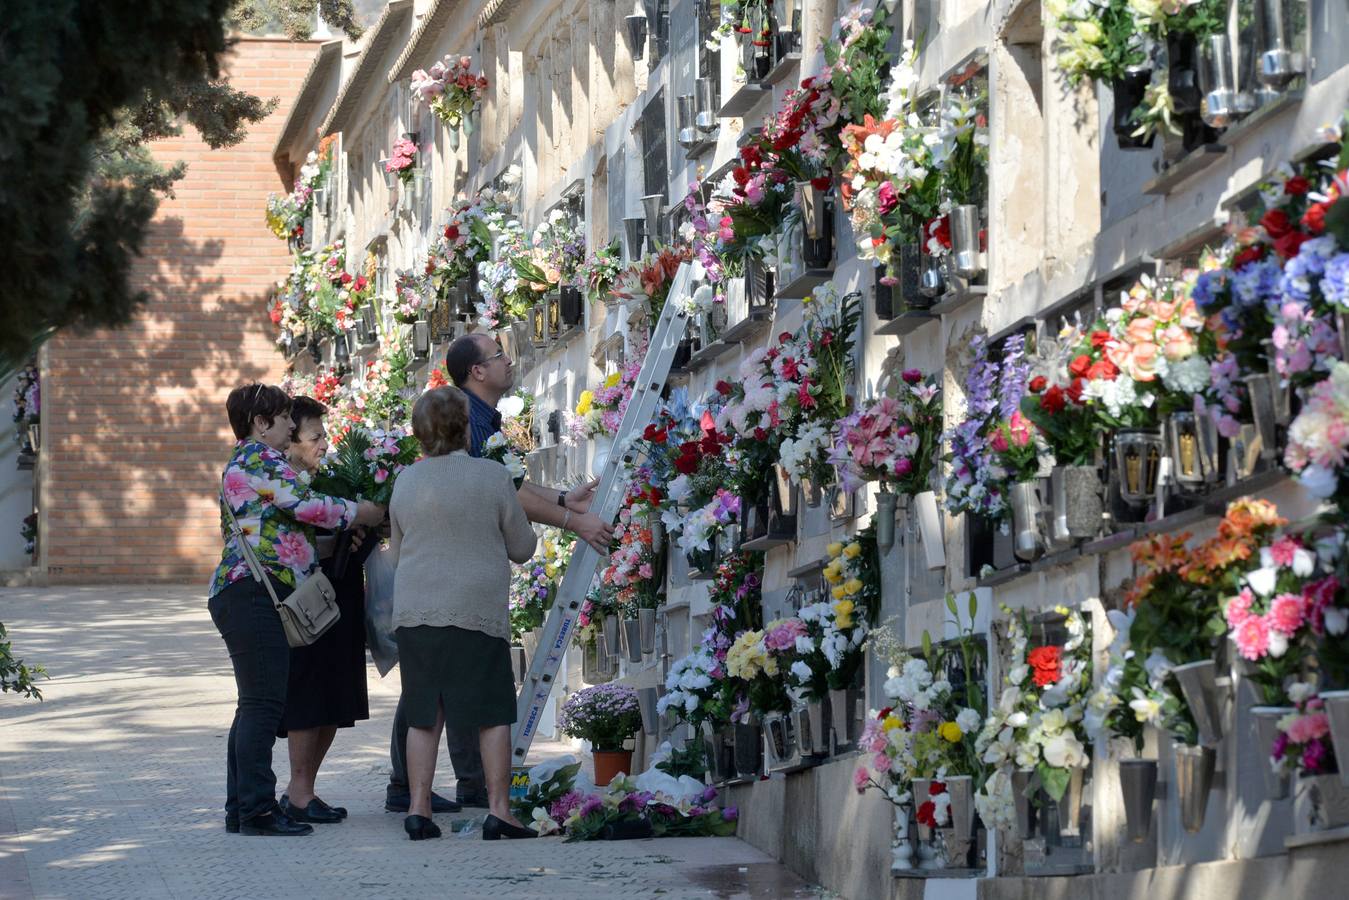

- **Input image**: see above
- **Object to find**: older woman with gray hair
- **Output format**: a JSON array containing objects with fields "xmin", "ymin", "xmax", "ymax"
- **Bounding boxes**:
[{"xmin": 388, "ymin": 385, "xmax": 538, "ymax": 841}]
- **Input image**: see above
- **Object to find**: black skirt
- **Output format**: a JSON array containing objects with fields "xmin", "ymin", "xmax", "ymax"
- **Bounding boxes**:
[
  {"xmin": 277, "ymin": 532, "xmax": 373, "ymax": 736},
  {"xmin": 395, "ymin": 624, "xmax": 516, "ymax": 731}
]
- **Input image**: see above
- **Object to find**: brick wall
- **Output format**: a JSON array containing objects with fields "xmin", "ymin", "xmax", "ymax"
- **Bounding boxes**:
[{"xmin": 40, "ymin": 38, "xmax": 319, "ymax": 584}]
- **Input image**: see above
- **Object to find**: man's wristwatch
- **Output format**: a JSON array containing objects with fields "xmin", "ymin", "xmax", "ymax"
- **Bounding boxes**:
[{"xmin": 557, "ymin": 491, "xmax": 567, "ymax": 508}]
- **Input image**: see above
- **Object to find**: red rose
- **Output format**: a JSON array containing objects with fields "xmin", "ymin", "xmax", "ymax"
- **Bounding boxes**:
[
  {"xmin": 1284, "ymin": 175, "xmax": 1311, "ymax": 196},
  {"xmin": 810, "ymin": 176, "xmax": 832, "ymax": 191},
  {"xmin": 1040, "ymin": 384, "xmax": 1066, "ymax": 414},
  {"xmin": 1027, "ymin": 646, "xmax": 1062, "ymax": 688},
  {"xmin": 1274, "ymin": 229, "xmax": 1310, "ymax": 259},
  {"xmin": 1028, "ymin": 375, "xmax": 1048, "ymax": 393},
  {"xmin": 739, "ymin": 144, "xmax": 762, "ymax": 167},
  {"xmin": 674, "ymin": 452, "xmax": 699, "ymax": 475},
  {"xmin": 1066, "ymin": 377, "xmax": 1086, "ymax": 404},
  {"xmin": 929, "ymin": 781, "xmax": 947, "ymax": 796},
  {"xmin": 445, "ymin": 224, "xmax": 460, "ymax": 242},
  {"xmin": 1232, "ymin": 244, "xmax": 1267, "ymax": 269},
  {"xmin": 753, "ymin": 427, "xmax": 767, "ymax": 441},
  {"xmin": 779, "ymin": 331, "xmax": 793, "ymax": 345},
  {"xmin": 1303, "ymin": 202, "xmax": 1328, "ymax": 235},
  {"xmin": 1086, "ymin": 359, "xmax": 1119, "ymax": 381},
  {"xmin": 340, "ymin": 272, "xmax": 354, "ymax": 285},
  {"xmin": 1068, "ymin": 354, "xmax": 1091, "ymax": 379},
  {"xmin": 715, "ymin": 380, "xmax": 733, "ymax": 396},
  {"xmin": 1260, "ymin": 208, "xmax": 1293, "ymax": 238},
  {"xmin": 643, "ymin": 424, "xmax": 667, "ymax": 444},
  {"xmin": 1090, "ymin": 330, "xmax": 1111, "ymax": 349}
]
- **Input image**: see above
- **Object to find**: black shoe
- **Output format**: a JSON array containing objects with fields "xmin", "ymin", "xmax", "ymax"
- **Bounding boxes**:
[
  {"xmin": 404, "ymin": 814, "xmax": 442, "ymax": 841},
  {"xmin": 281, "ymin": 796, "xmax": 343, "ymax": 824},
  {"xmin": 456, "ymin": 793, "xmax": 490, "ymax": 809},
  {"xmin": 282, "ymin": 793, "xmax": 349, "ymax": 819},
  {"xmin": 385, "ymin": 790, "xmax": 461, "ymax": 814},
  {"xmin": 225, "ymin": 818, "xmax": 239, "ymax": 834},
  {"xmin": 240, "ymin": 811, "xmax": 313, "ymax": 836},
  {"xmin": 482, "ymin": 814, "xmax": 537, "ymax": 841}
]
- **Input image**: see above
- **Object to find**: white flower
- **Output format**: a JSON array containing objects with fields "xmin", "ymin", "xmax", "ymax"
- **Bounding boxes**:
[
  {"xmin": 1008, "ymin": 664, "xmax": 1029, "ymax": 685},
  {"xmin": 1014, "ymin": 743, "xmax": 1040, "ymax": 769},
  {"xmin": 1326, "ymin": 606, "xmax": 1349, "ymax": 635},
  {"xmin": 956, "ymin": 708, "xmax": 982, "ymax": 734},
  {"xmin": 530, "ymin": 807, "xmax": 562, "ymax": 835},
  {"xmin": 1247, "ymin": 566, "xmax": 1279, "ymax": 597},
  {"xmin": 497, "ymin": 395, "xmax": 526, "ymax": 418},
  {"xmin": 1042, "ymin": 732, "xmax": 1086, "ymax": 769},
  {"xmin": 790, "ymin": 660, "xmax": 813, "ymax": 682},
  {"xmin": 1129, "ymin": 688, "xmax": 1162, "ymax": 724},
  {"xmin": 1267, "ymin": 630, "xmax": 1289, "ymax": 658},
  {"xmin": 1006, "ymin": 711, "xmax": 1029, "ymax": 728}
]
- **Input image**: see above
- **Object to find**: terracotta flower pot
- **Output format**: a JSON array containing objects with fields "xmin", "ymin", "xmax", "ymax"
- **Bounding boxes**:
[{"xmin": 592, "ymin": 749, "xmax": 633, "ymax": 787}]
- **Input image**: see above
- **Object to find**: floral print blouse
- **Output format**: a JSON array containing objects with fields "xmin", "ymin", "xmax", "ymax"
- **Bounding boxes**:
[{"xmin": 209, "ymin": 439, "xmax": 358, "ymax": 597}]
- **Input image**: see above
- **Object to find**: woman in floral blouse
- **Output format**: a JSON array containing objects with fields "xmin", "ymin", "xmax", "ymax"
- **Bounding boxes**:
[{"xmin": 208, "ymin": 383, "xmax": 384, "ymax": 837}]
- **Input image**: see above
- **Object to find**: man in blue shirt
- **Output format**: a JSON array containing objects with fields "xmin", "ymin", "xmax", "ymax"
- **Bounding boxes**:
[{"xmin": 385, "ymin": 332, "xmax": 614, "ymax": 813}]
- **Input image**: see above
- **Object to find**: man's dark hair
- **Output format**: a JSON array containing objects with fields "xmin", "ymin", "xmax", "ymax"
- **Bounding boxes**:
[
  {"xmin": 226, "ymin": 383, "xmax": 291, "ymax": 441},
  {"xmin": 445, "ymin": 334, "xmax": 489, "ymax": 388},
  {"xmin": 289, "ymin": 396, "xmax": 327, "ymax": 441}
]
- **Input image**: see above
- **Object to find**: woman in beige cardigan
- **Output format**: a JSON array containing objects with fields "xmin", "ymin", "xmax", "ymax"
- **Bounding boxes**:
[{"xmin": 389, "ymin": 386, "xmax": 537, "ymax": 841}]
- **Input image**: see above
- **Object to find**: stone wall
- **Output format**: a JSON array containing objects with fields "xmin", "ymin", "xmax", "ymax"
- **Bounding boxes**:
[{"xmin": 38, "ymin": 37, "xmax": 320, "ymax": 584}]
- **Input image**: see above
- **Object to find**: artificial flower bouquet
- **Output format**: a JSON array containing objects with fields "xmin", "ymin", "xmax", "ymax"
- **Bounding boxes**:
[
  {"xmin": 392, "ymin": 269, "xmax": 433, "ymax": 323},
  {"xmin": 509, "ymin": 526, "xmax": 574, "ymax": 640},
  {"xmin": 427, "ymin": 195, "xmax": 495, "ymax": 290},
  {"xmin": 1272, "ymin": 683, "xmax": 1340, "ymax": 778},
  {"xmin": 1019, "ymin": 323, "xmax": 1106, "ymax": 468},
  {"xmin": 309, "ymin": 425, "xmax": 420, "ymax": 508},
  {"xmin": 599, "ymin": 495, "xmax": 663, "ymax": 611},
  {"xmin": 974, "ymin": 605, "xmax": 1092, "ymax": 827},
  {"xmin": 576, "ymin": 239, "xmax": 623, "ymax": 302},
  {"xmin": 384, "ymin": 137, "xmax": 418, "ymax": 185},
  {"xmin": 570, "ymin": 368, "xmax": 631, "ymax": 440},
  {"xmin": 482, "ymin": 431, "xmax": 527, "ymax": 487},
  {"xmin": 531, "ymin": 210, "xmax": 587, "ymax": 288},
  {"xmin": 410, "ymin": 54, "xmax": 488, "ymax": 128},
  {"xmin": 831, "ymin": 369, "xmax": 942, "ymax": 496}
]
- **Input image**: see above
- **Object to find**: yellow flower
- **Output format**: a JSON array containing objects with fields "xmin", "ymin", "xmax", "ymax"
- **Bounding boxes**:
[
  {"xmin": 833, "ymin": 599, "xmax": 855, "ymax": 630},
  {"xmin": 844, "ymin": 542, "xmax": 862, "ymax": 559},
  {"xmin": 881, "ymin": 714, "xmax": 903, "ymax": 733},
  {"xmin": 826, "ymin": 542, "xmax": 844, "ymax": 558},
  {"xmin": 603, "ymin": 371, "xmax": 622, "ymax": 389},
  {"xmin": 575, "ymin": 390, "xmax": 594, "ymax": 416},
  {"xmin": 831, "ymin": 585, "xmax": 847, "ymax": 600},
  {"xmin": 544, "ymin": 564, "xmax": 557, "ymax": 578},
  {"xmin": 939, "ymin": 722, "xmax": 963, "ymax": 743},
  {"xmin": 843, "ymin": 578, "xmax": 863, "ymax": 596},
  {"xmin": 823, "ymin": 563, "xmax": 843, "ymax": 584}
]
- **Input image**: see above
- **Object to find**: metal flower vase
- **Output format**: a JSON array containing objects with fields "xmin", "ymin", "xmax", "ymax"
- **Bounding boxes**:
[
  {"xmin": 637, "ymin": 607, "xmax": 657, "ymax": 656},
  {"xmin": 1198, "ymin": 34, "xmax": 1240, "ymax": 128},
  {"xmin": 795, "ymin": 698, "xmax": 829, "ymax": 756},
  {"xmin": 1041, "ymin": 767, "xmax": 1086, "ymax": 846},
  {"xmin": 875, "ymin": 489, "xmax": 898, "ymax": 554},
  {"xmin": 733, "ymin": 722, "xmax": 763, "ymax": 778},
  {"xmin": 601, "ymin": 614, "xmax": 620, "ymax": 663},
  {"xmin": 1250, "ymin": 706, "xmax": 1294, "ymax": 799},
  {"xmin": 1174, "ymin": 743, "xmax": 1216, "ymax": 833},
  {"xmin": 940, "ymin": 775, "xmax": 975, "ymax": 867},
  {"xmin": 1318, "ymin": 690, "xmax": 1349, "ymax": 787},
  {"xmin": 918, "ymin": 251, "xmax": 945, "ymax": 299},
  {"xmin": 1113, "ymin": 428, "xmax": 1164, "ymax": 505},
  {"xmin": 637, "ymin": 686, "xmax": 660, "ymax": 735},
  {"xmin": 914, "ymin": 490, "xmax": 946, "ymax": 569},
  {"xmin": 1172, "ymin": 659, "xmax": 1224, "ymax": 747},
  {"xmin": 828, "ymin": 687, "xmax": 856, "ymax": 752},
  {"xmin": 1257, "ymin": 0, "xmax": 1305, "ymax": 89},
  {"xmin": 950, "ymin": 205, "xmax": 983, "ymax": 279},
  {"xmin": 1009, "ymin": 480, "xmax": 1046, "ymax": 562},
  {"xmin": 1242, "ymin": 372, "xmax": 1280, "ymax": 460},
  {"xmin": 703, "ymin": 723, "xmax": 733, "ymax": 783},
  {"xmin": 695, "ymin": 77, "xmax": 719, "ymax": 133},
  {"xmin": 520, "ymin": 627, "xmax": 542, "ymax": 669},
  {"xmin": 763, "ymin": 713, "xmax": 800, "ymax": 771},
  {"xmin": 619, "ymin": 615, "xmax": 643, "ymax": 663},
  {"xmin": 1118, "ymin": 758, "xmax": 1158, "ymax": 843},
  {"xmin": 1011, "ymin": 769, "xmax": 1036, "ymax": 839}
]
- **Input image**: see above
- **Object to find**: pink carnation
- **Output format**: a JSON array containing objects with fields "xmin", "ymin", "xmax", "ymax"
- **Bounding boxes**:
[
  {"xmin": 1285, "ymin": 712, "xmax": 1330, "ymax": 744},
  {"xmin": 1234, "ymin": 614, "xmax": 1270, "ymax": 661},
  {"xmin": 1268, "ymin": 535, "xmax": 1302, "ymax": 568},
  {"xmin": 1268, "ymin": 593, "xmax": 1306, "ymax": 636},
  {"xmin": 1224, "ymin": 588, "xmax": 1255, "ymax": 629},
  {"xmin": 853, "ymin": 767, "xmax": 870, "ymax": 793}
]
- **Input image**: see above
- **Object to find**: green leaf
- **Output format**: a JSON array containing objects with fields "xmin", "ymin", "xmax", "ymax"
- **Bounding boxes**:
[
  {"xmin": 1037, "ymin": 763, "xmax": 1071, "ymax": 804},
  {"xmin": 967, "ymin": 591, "xmax": 978, "ymax": 622},
  {"xmin": 921, "ymin": 630, "xmax": 933, "ymax": 660},
  {"xmin": 945, "ymin": 592, "xmax": 959, "ymax": 619}
]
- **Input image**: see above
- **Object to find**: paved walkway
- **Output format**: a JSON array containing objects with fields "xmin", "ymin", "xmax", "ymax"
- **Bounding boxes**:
[{"xmin": 0, "ymin": 586, "xmax": 819, "ymax": 899}]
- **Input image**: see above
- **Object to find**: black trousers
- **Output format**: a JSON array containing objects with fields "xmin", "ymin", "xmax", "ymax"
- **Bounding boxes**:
[
  {"xmin": 208, "ymin": 577, "xmax": 290, "ymax": 823},
  {"xmin": 387, "ymin": 694, "xmax": 485, "ymax": 799}
]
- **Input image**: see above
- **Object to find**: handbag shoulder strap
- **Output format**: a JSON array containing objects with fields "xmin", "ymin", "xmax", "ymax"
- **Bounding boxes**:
[{"xmin": 221, "ymin": 484, "xmax": 284, "ymax": 611}]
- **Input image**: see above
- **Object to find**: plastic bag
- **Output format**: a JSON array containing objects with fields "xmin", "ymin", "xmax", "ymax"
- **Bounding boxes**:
[{"xmin": 364, "ymin": 545, "xmax": 399, "ymax": 677}]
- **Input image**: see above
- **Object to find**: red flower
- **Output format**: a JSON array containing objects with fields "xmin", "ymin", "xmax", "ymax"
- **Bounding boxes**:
[
  {"xmin": 929, "ymin": 781, "xmax": 947, "ymax": 796},
  {"xmin": 674, "ymin": 452, "xmax": 699, "ymax": 475},
  {"xmin": 1089, "ymin": 330, "xmax": 1111, "ymax": 349},
  {"xmin": 739, "ymin": 144, "xmax": 762, "ymax": 168},
  {"xmin": 1066, "ymin": 377, "xmax": 1086, "ymax": 404},
  {"xmin": 1275, "ymin": 229, "xmax": 1311, "ymax": 259},
  {"xmin": 778, "ymin": 331, "xmax": 793, "ymax": 345},
  {"xmin": 1068, "ymin": 354, "xmax": 1091, "ymax": 379},
  {"xmin": 715, "ymin": 380, "xmax": 733, "ymax": 396},
  {"xmin": 1027, "ymin": 646, "xmax": 1063, "ymax": 688},
  {"xmin": 1284, "ymin": 175, "xmax": 1311, "ymax": 195},
  {"xmin": 1028, "ymin": 375, "xmax": 1047, "ymax": 393},
  {"xmin": 916, "ymin": 801, "xmax": 937, "ymax": 828},
  {"xmin": 643, "ymin": 424, "xmax": 667, "ymax": 444},
  {"xmin": 797, "ymin": 381, "xmax": 817, "ymax": 410},
  {"xmin": 445, "ymin": 224, "xmax": 460, "ymax": 242},
  {"xmin": 1232, "ymin": 244, "xmax": 1267, "ymax": 269},
  {"xmin": 809, "ymin": 176, "xmax": 832, "ymax": 191},
  {"xmin": 340, "ymin": 272, "xmax": 354, "ymax": 285},
  {"xmin": 753, "ymin": 427, "xmax": 767, "ymax": 441},
  {"xmin": 877, "ymin": 181, "xmax": 899, "ymax": 216},
  {"xmin": 1260, "ymin": 208, "xmax": 1293, "ymax": 238},
  {"xmin": 902, "ymin": 368, "xmax": 923, "ymax": 385},
  {"xmin": 1086, "ymin": 359, "xmax": 1119, "ymax": 381},
  {"xmin": 1040, "ymin": 384, "xmax": 1066, "ymax": 414},
  {"xmin": 925, "ymin": 215, "xmax": 951, "ymax": 251},
  {"xmin": 1303, "ymin": 202, "xmax": 1328, "ymax": 235}
]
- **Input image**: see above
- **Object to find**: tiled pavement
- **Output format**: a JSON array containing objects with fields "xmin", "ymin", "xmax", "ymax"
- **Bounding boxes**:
[{"xmin": 0, "ymin": 586, "xmax": 820, "ymax": 899}]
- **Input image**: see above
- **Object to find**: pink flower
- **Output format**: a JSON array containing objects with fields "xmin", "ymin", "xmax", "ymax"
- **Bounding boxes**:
[
  {"xmin": 853, "ymin": 767, "xmax": 869, "ymax": 793},
  {"xmin": 374, "ymin": 468, "xmax": 389, "ymax": 484},
  {"xmin": 1268, "ymin": 535, "xmax": 1302, "ymax": 568},
  {"xmin": 294, "ymin": 497, "xmax": 347, "ymax": 529},
  {"xmin": 223, "ymin": 469, "xmax": 257, "ymax": 507},
  {"xmin": 1224, "ymin": 588, "xmax": 1255, "ymax": 629},
  {"xmin": 1234, "ymin": 614, "xmax": 1270, "ymax": 661},
  {"xmin": 638, "ymin": 563, "xmax": 654, "ymax": 579},
  {"xmin": 1268, "ymin": 593, "xmax": 1306, "ymax": 636},
  {"xmin": 989, "ymin": 428, "xmax": 1009, "ymax": 452},
  {"xmin": 274, "ymin": 530, "xmax": 315, "ymax": 573},
  {"xmin": 1286, "ymin": 712, "xmax": 1330, "ymax": 744}
]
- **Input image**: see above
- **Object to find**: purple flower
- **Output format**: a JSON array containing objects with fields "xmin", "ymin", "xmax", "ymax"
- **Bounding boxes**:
[
  {"xmin": 1302, "ymin": 738, "xmax": 1329, "ymax": 773},
  {"xmin": 699, "ymin": 785, "xmax": 719, "ymax": 804},
  {"xmin": 1271, "ymin": 731, "xmax": 1290, "ymax": 761},
  {"xmin": 578, "ymin": 794, "xmax": 605, "ymax": 818},
  {"xmin": 722, "ymin": 806, "xmax": 739, "ymax": 822}
]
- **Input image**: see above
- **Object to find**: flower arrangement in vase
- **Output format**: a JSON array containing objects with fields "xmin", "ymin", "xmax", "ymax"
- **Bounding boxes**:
[
  {"xmin": 384, "ymin": 138, "xmax": 418, "ymax": 186},
  {"xmin": 410, "ymin": 54, "xmax": 488, "ymax": 130}
]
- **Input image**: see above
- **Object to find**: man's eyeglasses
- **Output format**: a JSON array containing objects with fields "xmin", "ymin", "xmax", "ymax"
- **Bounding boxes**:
[{"xmin": 478, "ymin": 350, "xmax": 506, "ymax": 365}]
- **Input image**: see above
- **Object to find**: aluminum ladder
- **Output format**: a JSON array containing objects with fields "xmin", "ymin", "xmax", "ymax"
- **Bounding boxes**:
[{"xmin": 510, "ymin": 263, "xmax": 694, "ymax": 762}]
